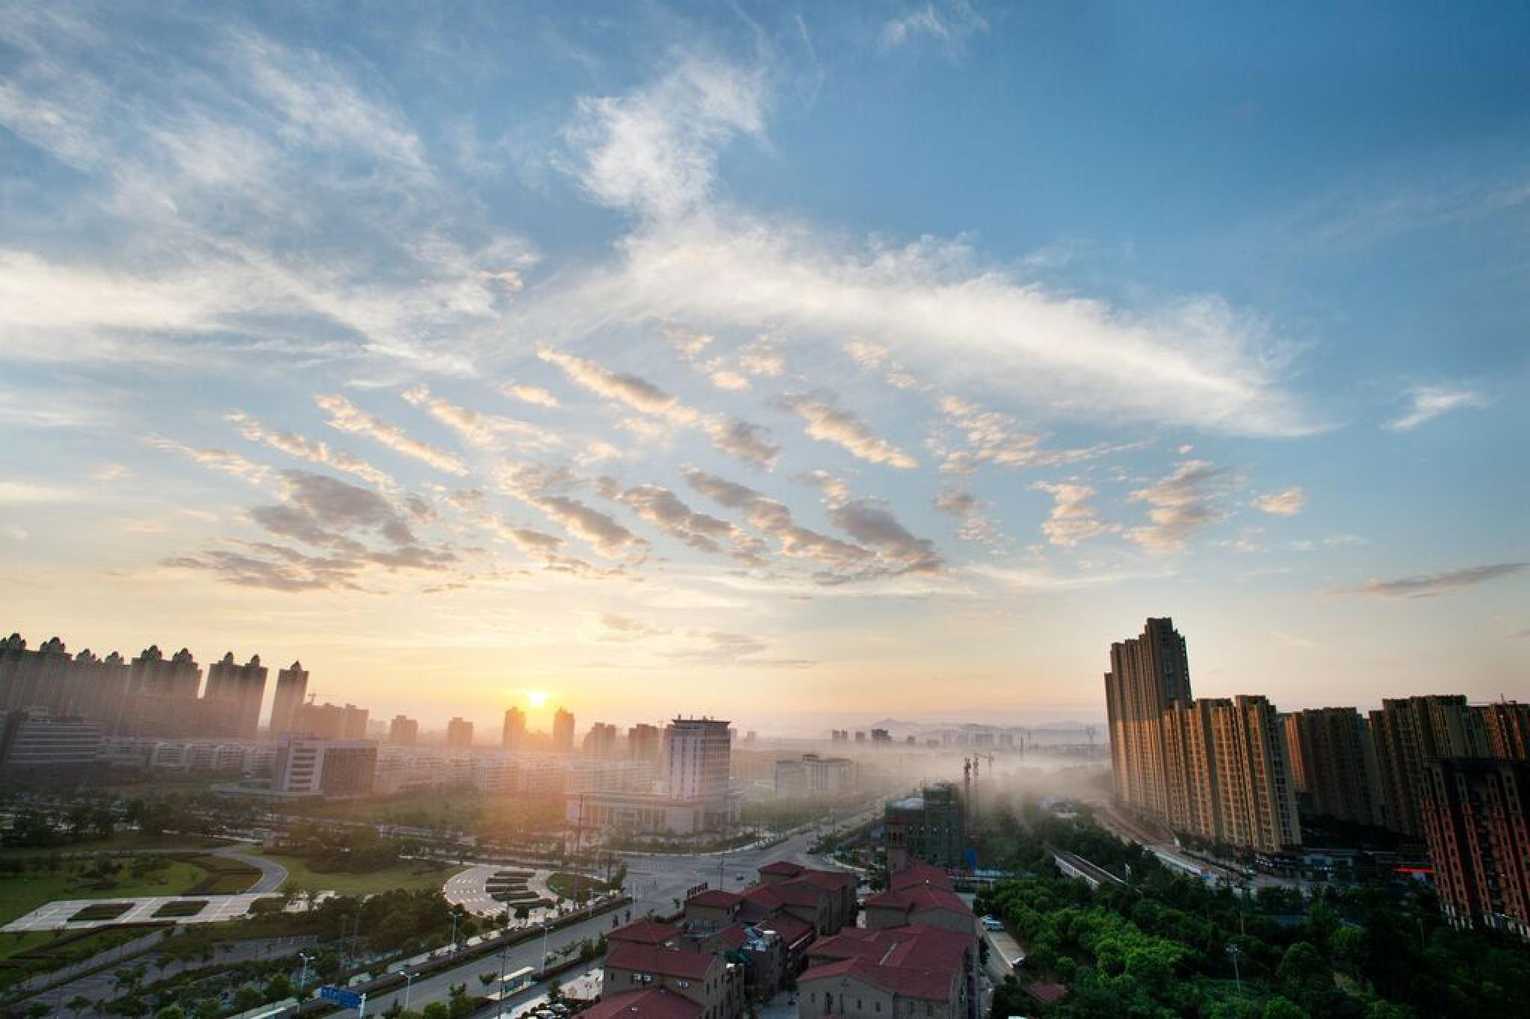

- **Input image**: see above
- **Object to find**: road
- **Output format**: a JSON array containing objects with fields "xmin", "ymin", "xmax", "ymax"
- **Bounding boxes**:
[{"xmin": 216, "ymin": 843, "xmax": 289, "ymax": 894}]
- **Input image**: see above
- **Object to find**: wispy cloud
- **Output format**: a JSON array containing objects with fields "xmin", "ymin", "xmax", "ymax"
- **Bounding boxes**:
[
  {"xmin": 1128, "ymin": 460, "xmax": 1227, "ymax": 553},
  {"xmin": 1252, "ymin": 486, "xmax": 1307, "ymax": 516},
  {"xmin": 880, "ymin": 2, "xmax": 990, "ymax": 53},
  {"xmin": 316, "ymin": 394, "xmax": 469, "ymax": 475},
  {"xmin": 1338, "ymin": 562, "xmax": 1528, "ymax": 599},
  {"xmin": 778, "ymin": 393, "xmax": 917, "ymax": 469},
  {"xmin": 501, "ymin": 383, "xmax": 561, "ymax": 409},
  {"xmin": 401, "ymin": 385, "xmax": 560, "ymax": 452},
  {"xmin": 228, "ymin": 411, "xmax": 397, "ymax": 491},
  {"xmin": 1033, "ymin": 481, "xmax": 1118, "ymax": 547},
  {"xmin": 1385, "ymin": 385, "xmax": 1490, "ymax": 431}
]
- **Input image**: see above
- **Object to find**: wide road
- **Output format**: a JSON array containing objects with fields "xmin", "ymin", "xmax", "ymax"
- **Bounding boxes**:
[
  {"xmin": 216, "ymin": 843, "xmax": 289, "ymax": 894},
  {"xmin": 365, "ymin": 815, "xmax": 874, "ymax": 1015}
]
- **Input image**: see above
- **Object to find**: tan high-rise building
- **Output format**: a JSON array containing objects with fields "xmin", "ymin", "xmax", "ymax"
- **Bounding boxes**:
[
  {"xmin": 1208, "ymin": 696, "xmax": 1301, "ymax": 853},
  {"xmin": 269, "ymin": 662, "xmax": 309, "ymax": 738},
  {"xmin": 628, "ymin": 723, "xmax": 661, "ymax": 761},
  {"xmin": 389, "ymin": 714, "xmax": 419, "ymax": 745},
  {"xmin": 1162, "ymin": 699, "xmax": 1222, "ymax": 841},
  {"xmin": 1283, "ymin": 707, "xmax": 1383, "ymax": 828},
  {"xmin": 583, "ymin": 722, "xmax": 618, "ymax": 756},
  {"xmin": 1420, "ymin": 757, "xmax": 1530, "ymax": 941},
  {"xmin": 446, "ymin": 716, "xmax": 474, "ymax": 749},
  {"xmin": 502, "ymin": 706, "xmax": 526, "ymax": 750},
  {"xmin": 1104, "ymin": 618, "xmax": 1192, "ymax": 819},
  {"xmin": 203, "ymin": 652, "xmax": 267, "ymax": 739},
  {"xmin": 553, "ymin": 707, "xmax": 575, "ymax": 753}
]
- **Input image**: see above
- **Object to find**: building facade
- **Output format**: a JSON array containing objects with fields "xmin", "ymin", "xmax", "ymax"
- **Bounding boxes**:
[
  {"xmin": 1104, "ymin": 618, "xmax": 1192, "ymax": 820},
  {"xmin": 272, "ymin": 736, "xmax": 377, "ymax": 797},
  {"xmin": 503, "ymin": 706, "xmax": 526, "ymax": 750},
  {"xmin": 1420, "ymin": 757, "xmax": 1530, "ymax": 940},
  {"xmin": 446, "ymin": 716, "xmax": 474, "ymax": 749},
  {"xmin": 269, "ymin": 661, "xmax": 308, "ymax": 738},
  {"xmin": 884, "ymin": 783, "xmax": 965, "ymax": 870},
  {"xmin": 1283, "ymin": 707, "xmax": 1384, "ymax": 828}
]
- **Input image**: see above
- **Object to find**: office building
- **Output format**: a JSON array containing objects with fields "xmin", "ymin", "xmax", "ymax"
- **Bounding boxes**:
[
  {"xmin": 269, "ymin": 661, "xmax": 308, "ymax": 737},
  {"xmin": 774, "ymin": 754, "xmax": 856, "ymax": 798},
  {"xmin": 389, "ymin": 714, "xmax": 419, "ymax": 745},
  {"xmin": 665, "ymin": 717, "xmax": 732, "ymax": 802},
  {"xmin": 1103, "ymin": 618, "xmax": 1192, "ymax": 819},
  {"xmin": 502, "ymin": 706, "xmax": 526, "ymax": 750},
  {"xmin": 628, "ymin": 723, "xmax": 662, "ymax": 761},
  {"xmin": 584, "ymin": 722, "xmax": 618, "ymax": 756},
  {"xmin": 0, "ymin": 709, "xmax": 103, "ymax": 775},
  {"xmin": 553, "ymin": 707, "xmax": 575, "ymax": 752},
  {"xmin": 1420, "ymin": 757, "xmax": 1530, "ymax": 940},
  {"xmin": 272, "ymin": 735, "xmax": 378, "ymax": 797},
  {"xmin": 202, "ymin": 652, "xmax": 267, "ymax": 739},
  {"xmin": 884, "ymin": 783, "xmax": 965, "ymax": 870},
  {"xmin": 446, "ymin": 716, "xmax": 474, "ymax": 748},
  {"xmin": 1282, "ymin": 707, "xmax": 1384, "ymax": 828}
]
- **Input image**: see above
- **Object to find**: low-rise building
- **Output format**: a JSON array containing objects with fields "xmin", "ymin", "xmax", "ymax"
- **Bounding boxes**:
[
  {"xmin": 603, "ymin": 941, "xmax": 744, "ymax": 1019},
  {"xmin": 272, "ymin": 736, "xmax": 377, "ymax": 797},
  {"xmin": 0, "ymin": 709, "xmax": 102, "ymax": 775}
]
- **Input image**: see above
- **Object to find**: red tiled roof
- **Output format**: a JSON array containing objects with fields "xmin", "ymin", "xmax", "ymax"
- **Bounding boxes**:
[
  {"xmin": 799, "ymin": 957, "xmax": 957, "ymax": 1002},
  {"xmin": 741, "ymin": 885, "xmax": 784, "ymax": 910},
  {"xmin": 889, "ymin": 863, "xmax": 952, "ymax": 891},
  {"xmin": 610, "ymin": 920, "xmax": 679, "ymax": 945},
  {"xmin": 759, "ymin": 860, "xmax": 804, "ymax": 876},
  {"xmin": 687, "ymin": 889, "xmax": 743, "ymax": 909},
  {"xmin": 809, "ymin": 924, "xmax": 972, "ymax": 971},
  {"xmin": 757, "ymin": 913, "xmax": 814, "ymax": 947},
  {"xmin": 864, "ymin": 884, "xmax": 970, "ymax": 917},
  {"xmin": 770, "ymin": 878, "xmax": 831, "ymax": 908},
  {"xmin": 712, "ymin": 924, "xmax": 749, "ymax": 950},
  {"xmin": 798, "ymin": 868, "xmax": 856, "ymax": 891},
  {"xmin": 606, "ymin": 942, "xmax": 718, "ymax": 981},
  {"xmin": 583, "ymin": 989, "xmax": 702, "ymax": 1019}
]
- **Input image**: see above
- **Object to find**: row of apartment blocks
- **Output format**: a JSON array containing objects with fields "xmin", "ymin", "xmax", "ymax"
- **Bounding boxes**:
[
  {"xmin": 1105, "ymin": 617, "xmax": 1530, "ymax": 939},
  {"xmin": 0, "ymin": 633, "xmax": 315, "ymax": 741},
  {"xmin": 585, "ymin": 861, "xmax": 978, "ymax": 1019}
]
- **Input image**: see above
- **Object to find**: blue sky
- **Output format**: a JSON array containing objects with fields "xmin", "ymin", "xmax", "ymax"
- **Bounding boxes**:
[{"xmin": 2, "ymin": 1, "xmax": 1526, "ymax": 730}]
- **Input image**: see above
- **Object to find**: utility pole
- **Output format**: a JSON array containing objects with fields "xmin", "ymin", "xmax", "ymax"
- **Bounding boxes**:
[{"xmin": 402, "ymin": 971, "xmax": 416, "ymax": 1013}]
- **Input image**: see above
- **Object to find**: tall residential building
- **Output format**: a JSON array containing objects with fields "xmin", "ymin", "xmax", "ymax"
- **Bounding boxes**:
[
  {"xmin": 1105, "ymin": 621, "xmax": 1299, "ymax": 853},
  {"xmin": 1420, "ymin": 757, "xmax": 1530, "ymax": 941},
  {"xmin": 294, "ymin": 700, "xmax": 369, "ymax": 740},
  {"xmin": 583, "ymin": 722, "xmax": 618, "ymax": 756},
  {"xmin": 665, "ymin": 717, "xmax": 733, "ymax": 801},
  {"xmin": 446, "ymin": 716, "xmax": 474, "ymax": 749},
  {"xmin": 121, "ymin": 645, "xmax": 201, "ymax": 736},
  {"xmin": 269, "ymin": 661, "xmax": 309, "ymax": 738},
  {"xmin": 1369, "ymin": 695, "xmax": 1488, "ymax": 836},
  {"xmin": 553, "ymin": 707, "xmax": 575, "ymax": 753},
  {"xmin": 627, "ymin": 723, "xmax": 661, "ymax": 761},
  {"xmin": 390, "ymin": 714, "xmax": 419, "ymax": 745},
  {"xmin": 1476, "ymin": 700, "xmax": 1530, "ymax": 761},
  {"xmin": 203, "ymin": 652, "xmax": 268, "ymax": 739},
  {"xmin": 1283, "ymin": 707, "xmax": 1384, "ymax": 828},
  {"xmin": 340, "ymin": 703, "xmax": 369, "ymax": 739},
  {"xmin": 502, "ymin": 706, "xmax": 526, "ymax": 750},
  {"xmin": 1104, "ymin": 618, "xmax": 1192, "ymax": 819}
]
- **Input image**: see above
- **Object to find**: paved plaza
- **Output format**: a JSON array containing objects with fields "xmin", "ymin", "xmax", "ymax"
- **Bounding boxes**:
[{"xmin": 2, "ymin": 893, "xmax": 282, "ymax": 932}]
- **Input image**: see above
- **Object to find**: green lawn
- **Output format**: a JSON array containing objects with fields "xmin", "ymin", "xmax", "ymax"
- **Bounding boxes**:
[
  {"xmin": 0, "ymin": 857, "xmax": 210, "ymax": 927},
  {"xmin": 0, "ymin": 927, "xmax": 151, "ymax": 991},
  {"xmin": 257, "ymin": 852, "xmax": 457, "ymax": 897},
  {"xmin": 0, "ymin": 831, "xmax": 226, "ymax": 860}
]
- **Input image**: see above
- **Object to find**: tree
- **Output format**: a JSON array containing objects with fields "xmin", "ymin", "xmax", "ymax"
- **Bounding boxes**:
[
  {"xmin": 422, "ymin": 1004, "xmax": 450, "ymax": 1019},
  {"xmin": 263, "ymin": 973, "xmax": 294, "ymax": 1000},
  {"xmin": 1262, "ymin": 998, "xmax": 1308, "ymax": 1019},
  {"xmin": 480, "ymin": 970, "xmax": 498, "ymax": 988},
  {"xmin": 66, "ymin": 995, "xmax": 92, "ymax": 1015},
  {"xmin": 154, "ymin": 1007, "xmax": 187, "ymax": 1019},
  {"xmin": 1277, "ymin": 941, "xmax": 1333, "ymax": 1007}
]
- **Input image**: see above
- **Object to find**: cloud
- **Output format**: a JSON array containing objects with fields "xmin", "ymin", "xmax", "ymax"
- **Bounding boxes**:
[
  {"xmin": 704, "ymin": 418, "xmax": 780, "ymax": 469},
  {"xmin": 521, "ymin": 491, "xmax": 646, "ymax": 562},
  {"xmin": 778, "ymin": 393, "xmax": 917, "ymax": 469},
  {"xmin": 1033, "ymin": 481, "xmax": 1118, "ymax": 547},
  {"xmin": 501, "ymin": 383, "xmax": 561, "ymax": 408},
  {"xmin": 163, "ymin": 546, "xmax": 356, "ymax": 592},
  {"xmin": 401, "ymin": 384, "xmax": 560, "ymax": 451},
  {"xmin": 1252, "ymin": 486, "xmax": 1307, "ymax": 516},
  {"xmin": 316, "ymin": 393, "xmax": 470, "ymax": 475},
  {"xmin": 738, "ymin": 337, "xmax": 785, "ymax": 378},
  {"xmin": 1127, "ymin": 460, "xmax": 1227, "ymax": 553},
  {"xmin": 146, "ymin": 437, "xmax": 274, "ymax": 486},
  {"xmin": 228, "ymin": 411, "xmax": 396, "ymax": 491},
  {"xmin": 538, "ymin": 347, "xmax": 699, "ymax": 424},
  {"xmin": 798, "ymin": 469, "xmax": 852, "ymax": 508},
  {"xmin": 1338, "ymin": 562, "xmax": 1528, "ymax": 599},
  {"xmin": 564, "ymin": 57, "xmax": 765, "ymax": 219},
  {"xmin": 1385, "ymin": 385, "xmax": 1490, "ymax": 431},
  {"xmin": 934, "ymin": 396, "xmax": 1136, "ymax": 474},
  {"xmin": 684, "ymin": 467, "xmax": 873, "ymax": 578},
  {"xmin": 881, "ymin": 2, "xmax": 990, "ymax": 51},
  {"xmin": 825, "ymin": 499, "xmax": 943, "ymax": 578},
  {"xmin": 0, "ymin": 481, "xmax": 80, "ymax": 505},
  {"xmin": 932, "ymin": 487, "xmax": 999, "ymax": 545},
  {"xmin": 600, "ymin": 478, "xmax": 764, "ymax": 563},
  {"xmin": 275, "ymin": 469, "xmax": 416, "ymax": 545}
]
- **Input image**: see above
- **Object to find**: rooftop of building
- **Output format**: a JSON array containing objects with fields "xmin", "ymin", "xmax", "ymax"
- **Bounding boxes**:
[
  {"xmin": 605, "ymin": 942, "xmax": 717, "ymax": 981},
  {"xmin": 610, "ymin": 919, "xmax": 680, "ymax": 946},
  {"xmin": 798, "ymin": 956, "xmax": 957, "ymax": 1002},
  {"xmin": 581, "ymin": 988, "xmax": 702, "ymax": 1019}
]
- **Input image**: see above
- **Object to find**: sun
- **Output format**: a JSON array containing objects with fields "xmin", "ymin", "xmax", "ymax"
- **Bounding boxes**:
[{"xmin": 526, "ymin": 690, "xmax": 549, "ymax": 709}]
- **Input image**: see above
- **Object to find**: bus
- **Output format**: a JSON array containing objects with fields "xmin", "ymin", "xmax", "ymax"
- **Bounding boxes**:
[{"xmin": 501, "ymin": 966, "xmax": 536, "ymax": 995}]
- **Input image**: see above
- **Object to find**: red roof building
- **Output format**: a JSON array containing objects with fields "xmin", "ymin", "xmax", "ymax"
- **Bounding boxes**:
[{"xmin": 583, "ymin": 988, "xmax": 703, "ymax": 1019}]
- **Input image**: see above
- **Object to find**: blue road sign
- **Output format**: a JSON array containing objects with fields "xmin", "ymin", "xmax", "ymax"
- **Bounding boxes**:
[{"xmin": 320, "ymin": 985, "xmax": 364, "ymax": 1008}]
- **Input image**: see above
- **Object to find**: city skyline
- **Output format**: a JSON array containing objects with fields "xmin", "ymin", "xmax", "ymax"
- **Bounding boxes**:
[{"xmin": 4, "ymin": 3, "xmax": 1528, "ymax": 724}]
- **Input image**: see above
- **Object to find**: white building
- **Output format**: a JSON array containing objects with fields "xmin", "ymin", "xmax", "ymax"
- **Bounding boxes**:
[
  {"xmin": 664, "ymin": 717, "xmax": 732, "ymax": 801},
  {"xmin": 273, "ymin": 736, "xmax": 377, "ymax": 797},
  {"xmin": 774, "ymin": 754, "xmax": 857, "ymax": 798}
]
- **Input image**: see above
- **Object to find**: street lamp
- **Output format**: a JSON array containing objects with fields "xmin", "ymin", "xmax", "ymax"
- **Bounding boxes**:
[
  {"xmin": 402, "ymin": 970, "xmax": 417, "ymax": 1013},
  {"xmin": 297, "ymin": 951, "xmax": 313, "ymax": 995},
  {"xmin": 1226, "ymin": 943, "xmax": 1242, "ymax": 994}
]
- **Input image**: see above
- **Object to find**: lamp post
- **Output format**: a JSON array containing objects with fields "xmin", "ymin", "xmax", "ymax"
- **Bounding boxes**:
[
  {"xmin": 297, "ymin": 951, "xmax": 312, "ymax": 995},
  {"xmin": 1226, "ymin": 943, "xmax": 1242, "ymax": 994},
  {"xmin": 496, "ymin": 947, "xmax": 510, "ymax": 1018},
  {"xmin": 541, "ymin": 920, "xmax": 551, "ymax": 975},
  {"xmin": 402, "ymin": 970, "xmax": 417, "ymax": 1013}
]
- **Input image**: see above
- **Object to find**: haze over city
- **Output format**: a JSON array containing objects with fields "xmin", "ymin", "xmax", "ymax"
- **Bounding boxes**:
[{"xmin": 4, "ymin": 1, "xmax": 1527, "ymax": 735}]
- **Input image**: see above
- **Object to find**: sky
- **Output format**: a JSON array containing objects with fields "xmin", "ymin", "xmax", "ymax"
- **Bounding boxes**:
[{"xmin": 2, "ymin": 1, "xmax": 1527, "ymax": 733}]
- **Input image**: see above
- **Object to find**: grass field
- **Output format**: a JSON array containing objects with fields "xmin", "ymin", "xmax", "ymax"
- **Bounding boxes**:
[
  {"xmin": 0, "ymin": 927, "xmax": 151, "ymax": 991},
  {"xmin": 0, "ymin": 857, "xmax": 210, "ymax": 927},
  {"xmin": 257, "ymin": 852, "xmax": 457, "ymax": 897},
  {"xmin": 546, "ymin": 872, "xmax": 606, "ymax": 901}
]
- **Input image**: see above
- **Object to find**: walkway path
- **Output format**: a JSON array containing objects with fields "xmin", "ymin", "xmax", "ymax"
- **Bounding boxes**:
[{"xmin": 214, "ymin": 844, "xmax": 288, "ymax": 894}]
